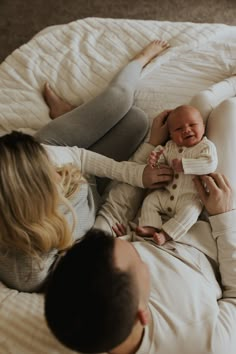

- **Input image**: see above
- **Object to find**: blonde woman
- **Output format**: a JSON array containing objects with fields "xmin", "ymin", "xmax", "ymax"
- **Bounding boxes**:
[{"xmin": 0, "ymin": 41, "xmax": 173, "ymax": 292}]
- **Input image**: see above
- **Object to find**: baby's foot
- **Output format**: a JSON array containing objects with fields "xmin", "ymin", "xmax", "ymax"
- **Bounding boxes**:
[
  {"xmin": 153, "ymin": 230, "xmax": 171, "ymax": 245},
  {"xmin": 43, "ymin": 83, "xmax": 76, "ymax": 119},
  {"xmin": 133, "ymin": 40, "xmax": 170, "ymax": 67},
  {"xmin": 136, "ymin": 226, "xmax": 157, "ymax": 237}
]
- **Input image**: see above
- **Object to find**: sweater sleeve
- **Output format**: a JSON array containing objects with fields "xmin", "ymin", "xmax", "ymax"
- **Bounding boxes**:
[
  {"xmin": 44, "ymin": 145, "xmax": 145, "ymax": 188},
  {"xmin": 208, "ymin": 210, "xmax": 236, "ymax": 352},
  {"xmin": 0, "ymin": 250, "xmax": 57, "ymax": 292},
  {"xmin": 182, "ymin": 139, "xmax": 218, "ymax": 175}
]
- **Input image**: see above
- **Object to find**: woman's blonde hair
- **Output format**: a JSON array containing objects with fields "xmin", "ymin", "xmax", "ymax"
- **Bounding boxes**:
[{"xmin": 0, "ymin": 131, "xmax": 82, "ymax": 259}]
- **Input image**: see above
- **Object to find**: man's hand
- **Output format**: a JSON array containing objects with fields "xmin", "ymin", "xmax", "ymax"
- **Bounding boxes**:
[
  {"xmin": 172, "ymin": 158, "xmax": 183, "ymax": 172},
  {"xmin": 143, "ymin": 164, "xmax": 173, "ymax": 189},
  {"xmin": 193, "ymin": 173, "xmax": 233, "ymax": 216},
  {"xmin": 148, "ymin": 110, "xmax": 172, "ymax": 146}
]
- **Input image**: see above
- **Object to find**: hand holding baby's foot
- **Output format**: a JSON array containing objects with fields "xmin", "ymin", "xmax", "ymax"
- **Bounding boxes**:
[
  {"xmin": 134, "ymin": 39, "xmax": 170, "ymax": 67},
  {"xmin": 153, "ymin": 230, "xmax": 172, "ymax": 245},
  {"xmin": 43, "ymin": 83, "xmax": 76, "ymax": 119}
]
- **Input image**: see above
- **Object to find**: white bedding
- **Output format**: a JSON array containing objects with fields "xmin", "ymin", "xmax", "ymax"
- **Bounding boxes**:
[
  {"xmin": 1, "ymin": 17, "xmax": 236, "ymax": 353},
  {"xmin": 1, "ymin": 18, "xmax": 236, "ymax": 136}
]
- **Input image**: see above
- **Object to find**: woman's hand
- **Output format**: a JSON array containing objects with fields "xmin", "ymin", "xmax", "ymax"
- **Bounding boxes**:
[
  {"xmin": 148, "ymin": 110, "xmax": 172, "ymax": 146},
  {"xmin": 142, "ymin": 164, "xmax": 173, "ymax": 189},
  {"xmin": 193, "ymin": 173, "xmax": 233, "ymax": 216}
]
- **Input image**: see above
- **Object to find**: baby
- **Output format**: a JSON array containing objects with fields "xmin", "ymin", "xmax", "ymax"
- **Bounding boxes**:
[{"xmin": 136, "ymin": 105, "xmax": 218, "ymax": 245}]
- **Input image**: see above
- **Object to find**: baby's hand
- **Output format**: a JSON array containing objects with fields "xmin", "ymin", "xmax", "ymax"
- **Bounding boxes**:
[
  {"xmin": 148, "ymin": 149, "xmax": 164, "ymax": 168},
  {"xmin": 172, "ymin": 158, "xmax": 183, "ymax": 172}
]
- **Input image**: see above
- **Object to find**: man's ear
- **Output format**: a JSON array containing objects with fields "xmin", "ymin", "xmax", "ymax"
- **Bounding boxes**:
[{"xmin": 137, "ymin": 307, "xmax": 150, "ymax": 326}]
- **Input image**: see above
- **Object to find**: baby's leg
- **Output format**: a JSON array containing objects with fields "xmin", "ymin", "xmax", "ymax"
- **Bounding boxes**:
[
  {"xmin": 138, "ymin": 191, "xmax": 163, "ymax": 234},
  {"xmin": 190, "ymin": 77, "xmax": 236, "ymax": 123},
  {"xmin": 136, "ymin": 226, "xmax": 171, "ymax": 245},
  {"xmin": 206, "ymin": 98, "xmax": 236, "ymax": 203},
  {"xmin": 162, "ymin": 199, "xmax": 202, "ymax": 241}
]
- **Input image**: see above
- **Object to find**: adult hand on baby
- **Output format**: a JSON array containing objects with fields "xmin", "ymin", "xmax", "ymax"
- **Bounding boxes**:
[
  {"xmin": 143, "ymin": 164, "xmax": 173, "ymax": 189},
  {"xmin": 172, "ymin": 158, "xmax": 183, "ymax": 172},
  {"xmin": 148, "ymin": 110, "xmax": 172, "ymax": 146},
  {"xmin": 193, "ymin": 173, "xmax": 233, "ymax": 216}
]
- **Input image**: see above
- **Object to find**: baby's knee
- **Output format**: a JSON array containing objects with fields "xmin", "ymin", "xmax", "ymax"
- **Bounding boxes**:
[{"xmin": 142, "ymin": 192, "xmax": 158, "ymax": 207}]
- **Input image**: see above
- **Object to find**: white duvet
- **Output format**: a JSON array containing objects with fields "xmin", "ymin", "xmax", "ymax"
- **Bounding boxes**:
[
  {"xmin": 1, "ymin": 17, "xmax": 236, "ymax": 354},
  {"xmin": 1, "ymin": 17, "xmax": 236, "ymax": 136}
]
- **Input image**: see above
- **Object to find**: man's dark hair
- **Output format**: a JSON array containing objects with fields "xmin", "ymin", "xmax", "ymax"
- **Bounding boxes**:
[{"xmin": 45, "ymin": 229, "xmax": 139, "ymax": 353}]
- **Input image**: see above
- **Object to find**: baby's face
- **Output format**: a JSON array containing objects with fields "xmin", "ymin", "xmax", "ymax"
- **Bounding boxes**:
[{"xmin": 168, "ymin": 106, "xmax": 205, "ymax": 147}]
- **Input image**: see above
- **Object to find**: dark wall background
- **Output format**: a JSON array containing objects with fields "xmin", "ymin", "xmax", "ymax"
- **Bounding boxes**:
[{"xmin": 1, "ymin": 0, "xmax": 236, "ymax": 63}]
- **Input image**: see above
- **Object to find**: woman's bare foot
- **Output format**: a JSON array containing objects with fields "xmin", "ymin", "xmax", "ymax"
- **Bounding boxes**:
[
  {"xmin": 133, "ymin": 39, "xmax": 170, "ymax": 67},
  {"xmin": 153, "ymin": 230, "xmax": 171, "ymax": 245},
  {"xmin": 136, "ymin": 226, "xmax": 158, "ymax": 237},
  {"xmin": 43, "ymin": 83, "xmax": 76, "ymax": 119}
]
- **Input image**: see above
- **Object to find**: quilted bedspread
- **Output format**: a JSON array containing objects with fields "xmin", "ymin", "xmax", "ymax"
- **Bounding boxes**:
[{"xmin": 0, "ymin": 17, "xmax": 236, "ymax": 136}]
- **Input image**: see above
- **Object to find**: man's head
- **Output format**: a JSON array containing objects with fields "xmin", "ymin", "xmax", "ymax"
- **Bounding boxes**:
[
  {"xmin": 167, "ymin": 105, "xmax": 205, "ymax": 147},
  {"xmin": 45, "ymin": 229, "xmax": 150, "ymax": 353}
]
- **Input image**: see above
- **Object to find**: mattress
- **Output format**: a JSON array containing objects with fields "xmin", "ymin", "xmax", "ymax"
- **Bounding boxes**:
[{"xmin": 1, "ymin": 17, "xmax": 236, "ymax": 353}]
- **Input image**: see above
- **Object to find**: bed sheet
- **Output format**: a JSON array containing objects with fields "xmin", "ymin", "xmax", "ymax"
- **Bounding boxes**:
[
  {"xmin": 0, "ymin": 17, "xmax": 236, "ymax": 136},
  {"xmin": 0, "ymin": 17, "xmax": 236, "ymax": 354}
]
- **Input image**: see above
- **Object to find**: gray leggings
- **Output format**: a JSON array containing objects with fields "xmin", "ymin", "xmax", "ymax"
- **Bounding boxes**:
[{"xmin": 35, "ymin": 61, "xmax": 149, "ymax": 161}]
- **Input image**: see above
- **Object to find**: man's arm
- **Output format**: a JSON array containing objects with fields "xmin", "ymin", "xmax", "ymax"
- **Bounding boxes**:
[
  {"xmin": 210, "ymin": 211, "xmax": 236, "ymax": 353},
  {"xmin": 194, "ymin": 174, "xmax": 236, "ymax": 352}
]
